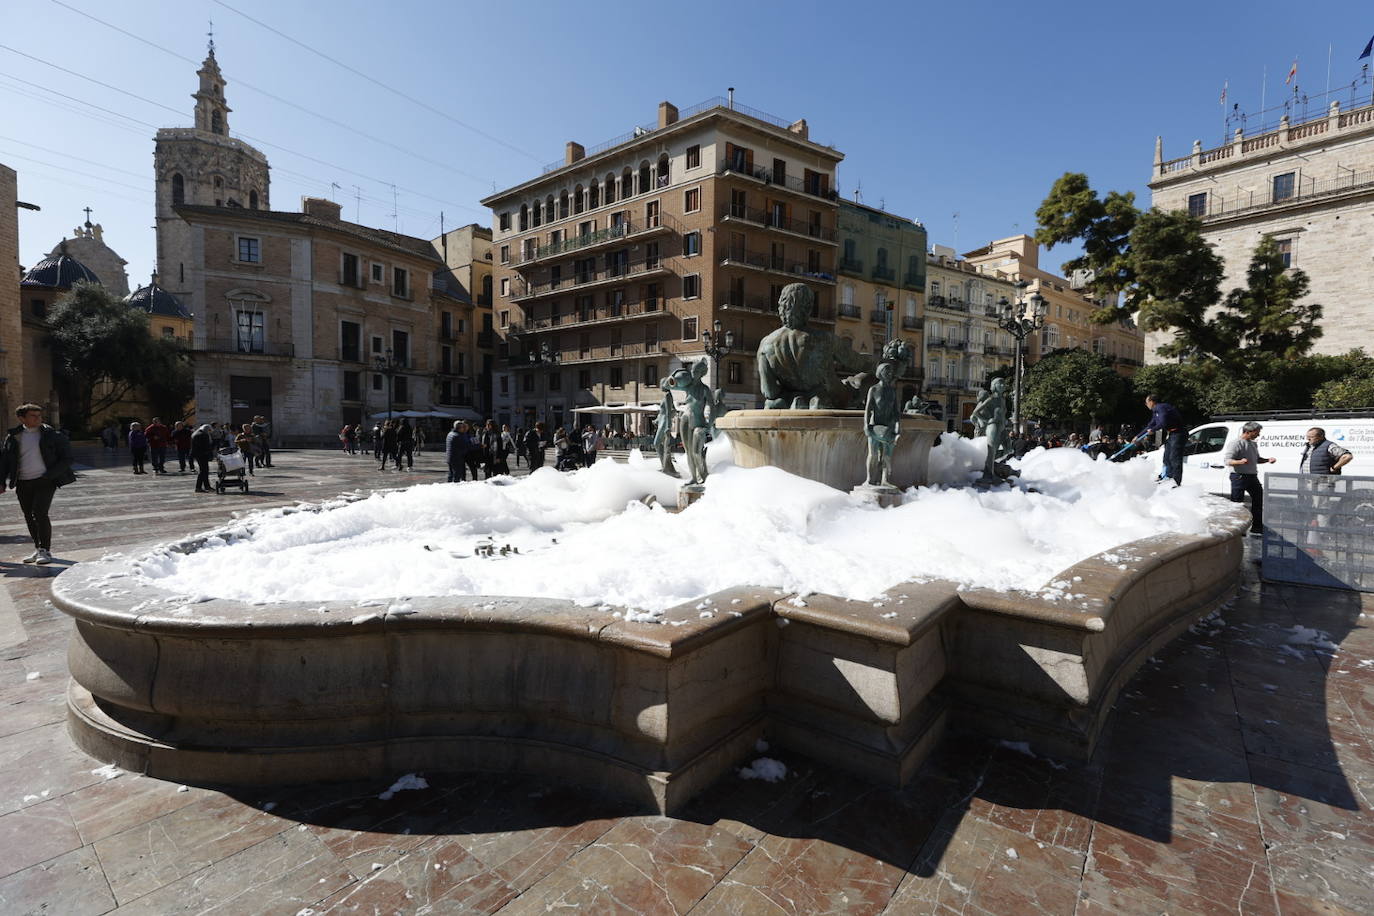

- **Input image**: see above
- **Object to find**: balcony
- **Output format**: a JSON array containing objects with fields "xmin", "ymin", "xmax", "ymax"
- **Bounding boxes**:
[
  {"xmin": 719, "ymin": 204, "xmax": 836, "ymax": 244},
  {"xmin": 719, "ymin": 296, "xmax": 834, "ymax": 322},
  {"xmin": 927, "ymin": 295, "xmax": 967, "ymax": 313},
  {"xmin": 513, "ymin": 214, "xmax": 680, "ymax": 266},
  {"xmin": 513, "ymin": 299, "xmax": 668, "ymax": 334},
  {"xmin": 872, "ymin": 265, "xmax": 895, "ymax": 282},
  {"xmin": 338, "ymin": 347, "xmax": 364, "ymax": 364},
  {"xmin": 510, "ymin": 255, "xmax": 671, "ymax": 301},
  {"xmin": 437, "ymin": 324, "xmax": 458, "ymax": 342},
  {"xmin": 901, "ymin": 315, "xmax": 923, "ymax": 331},
  {"xmin": 870, "ymin": 309, "xmax": 888, "ymax": 324},
  {"xmin": 196, "ymin": 337, "xmax": 294, "ymax": 358},
  {"xmin": 838, "ymin": 303, "xmax": 862, "ymax": 319},
  {"xmin": 719, "ymin": 244, "xmax": 835, "ymax": 285},
  {"xmin": 903, "ymin": 272, "xmax": 923, "ymax": 287},
  {"xmin": 717, "ymin": 159, "xmax": 838, "ymax": 201},
  {"xmin": 524, "ymin": 341, "xmax": 668, "ymax": 366},
  {"xmin": 838, "ymin": 257, "xmax": 863, "ymax": 274}
]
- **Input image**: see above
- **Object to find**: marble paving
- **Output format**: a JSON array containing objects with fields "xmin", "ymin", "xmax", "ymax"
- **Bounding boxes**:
[{"xmin": 0, "ymin": 444, "xmax": 1370, "ymax": 914}]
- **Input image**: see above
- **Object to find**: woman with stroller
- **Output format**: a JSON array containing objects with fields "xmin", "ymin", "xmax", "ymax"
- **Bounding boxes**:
[
  {"xmin": 127, "ymin": 422, "xmax": 148, "ymax": 475},
  {"xmin": 235, "ymin": 424, "xmax": 256, "ymax": 476}
]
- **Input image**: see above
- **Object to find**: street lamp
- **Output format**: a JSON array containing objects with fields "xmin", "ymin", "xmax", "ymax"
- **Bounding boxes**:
[
  {"xmin": 373, "ymin": 347, "xmax": 400, "ymax": 423},
  {"xmin": 529, "ymin": 340, "xmax": 561, "ymax": 428},
  {"xmin": 995, "ymin": 280, "xmax": 1047, "ymax": 435},
  {"xmin": 701, "ymin": 319, "xmax": 735, "ymax": 398}
]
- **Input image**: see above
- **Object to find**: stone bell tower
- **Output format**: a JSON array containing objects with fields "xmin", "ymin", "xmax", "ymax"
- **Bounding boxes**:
[{"xmin": 153, "ymin": 41, "xmax": 270, "ymax": 315}]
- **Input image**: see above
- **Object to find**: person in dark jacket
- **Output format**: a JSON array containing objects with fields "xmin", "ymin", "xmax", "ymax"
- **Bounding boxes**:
[
  {"xmin": 379, "ymin": 420, "xmax": 399, "ymax": 472},
  {"xmin": 445, "ymin": 421, "xmax": 475, "ymax": 482},
  {"xmin": 251, "ymin": 416, "xmax": 273, "ymax": 467},
  {"xmin": 190, "ymin": 424, "xmax": 215, "ymax": 493},
  {"xmin": 0, "ymin": 403, "xmax": 76, "ymax": 564},
  {"xmin": 127, "ymin": 422, "xmax": 149, "ymax": 474},
  {"xmin": 1131, "ymin": 394, "xmax": 1188, "ymax": 485},
  {"xmin": 481, "ymin": 420, "xmax": 509, "ymax": 477},
  {"xmin": 172, "ymin": 421, "xmax": 193, "ymax": 472},
  {"xmin": 523, "ymin": 422, "xmax": 547, "ymax": 471},
  {"xmin": 396, "ymin": 420, "xmax": 415, "ymax": 470}
]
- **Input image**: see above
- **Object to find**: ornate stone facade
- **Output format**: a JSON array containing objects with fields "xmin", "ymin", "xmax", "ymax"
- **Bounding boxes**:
[
  {"xmin": 154, "ymin": 49, "xmax": 270, "ymax": 317},
  {"xmin": 48, "ymin": 222, "xmax": 129, "ymax": 297}
]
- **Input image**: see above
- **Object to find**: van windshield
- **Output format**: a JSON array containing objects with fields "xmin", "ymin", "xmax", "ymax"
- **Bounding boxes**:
[{"xmin": 1186, "ymin": 426, "xmax": 1229, "ymax": 455}]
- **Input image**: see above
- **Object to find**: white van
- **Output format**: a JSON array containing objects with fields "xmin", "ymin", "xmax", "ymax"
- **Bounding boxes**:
[{"xmin": 1165, "ymin": 413, "xmax": 1374, "ymax": 495}]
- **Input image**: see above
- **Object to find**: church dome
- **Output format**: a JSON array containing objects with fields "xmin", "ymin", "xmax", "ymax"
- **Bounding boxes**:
[
  {"xmin": 126, "ymin": 281, "xmax": 191, "ymax": 319},
  {"xmin": 21, "ymin": 253, "xmax": 101, "ymax": 289}
]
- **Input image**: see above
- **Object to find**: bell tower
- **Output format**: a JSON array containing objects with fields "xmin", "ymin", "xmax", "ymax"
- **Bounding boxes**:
[{"xmin": 192, "ymin": 46, "xmax": 230, "ymax": 136}]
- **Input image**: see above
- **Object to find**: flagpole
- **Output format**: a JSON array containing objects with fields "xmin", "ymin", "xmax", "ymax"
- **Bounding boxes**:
[
  {"xmin": 1326, "ymin": 43, "xmax": 1333, "ymax": 99},
  {"xmin": 1261, "ymin": 64, "xmax": 1267, "ymax": 128}
]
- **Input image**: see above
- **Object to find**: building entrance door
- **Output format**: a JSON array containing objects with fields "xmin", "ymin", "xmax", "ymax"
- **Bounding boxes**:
[{"xmin": 230, "ymin": 376, "xmax": 272, "ymax": 430}]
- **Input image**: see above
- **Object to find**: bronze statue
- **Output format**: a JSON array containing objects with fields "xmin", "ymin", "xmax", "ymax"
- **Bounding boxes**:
[
  {"xmin": 652, "ymin": 377, "xmax": 679, "ymax": 477},
  {"xmin": 969, "ymin": 377, "xmax": 1012, "ymax": 484},
  {"xmin": 757, "ymin": 283, "xmax": 874, "ymax": 409},
  {"xmin": 666, "ymin": 359, "xmax": 713, "ymax": 486},
  {"xmin": 864, "ymin": 360, "xmax": 901, "ymax": 488}
]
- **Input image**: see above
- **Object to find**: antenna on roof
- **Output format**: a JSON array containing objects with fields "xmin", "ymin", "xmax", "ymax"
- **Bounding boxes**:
[
  {"xmin": 952, "ymin": 211, "xmax": 960, "ymax": 252},
  {"xmin": 853, "ymin": 180, "xmax": 862, "ymax": 203},
  {"xmin": 352, "ymin": 185, "xmax": 362, "ymax": 223},
  {"xmin": 329, "ymin": 182, "xmax": 340, "ymax": 203},
  {"xmin": 207, "ymin": 15, "xmax": 215, "ymax": 56},
  {"xmin": 390, "ymin": 184, "xmax": 399, "ymax": 232}
]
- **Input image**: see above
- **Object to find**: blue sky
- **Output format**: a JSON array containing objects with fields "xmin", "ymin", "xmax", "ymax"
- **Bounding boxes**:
[{"xmin": 5, "ymin": 0, "xmax": 1369, "ymax": 286}]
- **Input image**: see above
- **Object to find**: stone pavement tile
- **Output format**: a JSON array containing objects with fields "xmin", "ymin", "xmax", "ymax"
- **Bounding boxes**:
[
  {"xmin": 311, "ymin": 836, "xmax": 517, "ymax": 915},
  {"xmin": 498, "ymin": 816, "xmax": 752, "ymax": 916},
  {"xmin": 0, "ymin": 721, "xmax": 108, "ymax": 816},
  {"xmin": 885, "ymin": 810, "xmax": 1084, "ymax": 915},
  {"xmin": 1273, "ymin": 887, "xmax": 1366, "ymax": 915},
  {"xmin": 1234, "ymin": 683, "xmax": 1361, "ymax": 735},
  {"xmin": 967, "ymin": 749, "xmax": 1101, "ymax": 857},
  {"xmin": 64, "ymin": 774, "xmax": 216, "ymax": 845},
  {"xmin": 675, "ymin": 755, "xmax": 827, "ymax": 845},
  {"xmin": 1268, "ymin": 849, "xmax": 1374, "ymax": 916},
  {"xmin": 110, "ymin": 827, "xmax": 353, "ymax": 915},
  {"xmin": 690, "ymin": 834, "xmax": 906, "ymax": 916},
  {"xmin": 0, "ymin": 796, "xmax": 85, "ymax": 880},
  {"xmin": 93, "ymin": 791, "xmax": 294, "ymax": 905},
  {"xmin": 1253, "ymin": 770, "xmax": 1374, "ymax": 900},
  {"xmin": 0, "ymin": 668, "xmax": 68, "ymax": 740},
  {"xmin": 1333, "ymin": 679, "xmax": 1374, "ymax": 733},
  {"xmin": 1085, "ymin": 821, "xmax": 1278, "ymax": 915},
  {"xmin": 1227, "ymin": 649, "xmax": 1333, "ymax": 703},
  {"xmin": 0, "ymin": 845, "xmax": 114, "ymax": 916},
  {"xmin": 1240, "ymin": 712, "xmax": 1369, "ymax": 776}
]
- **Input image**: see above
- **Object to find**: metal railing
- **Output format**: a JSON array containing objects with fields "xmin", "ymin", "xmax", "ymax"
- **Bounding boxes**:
[
  {"xmin": 717, "ymin": 159, "xmax": 838, "ymax": 201},
  {"xmin": 515, "ymin": 299, "xmax": 667, "ymax": 333},
  {"xmin": 901, "ymin": 315, "xmax": 923, "ymax": 330},
  {"xmin": 839, "ymin": 257, "xmax": 863, "ymax": 273},
  {"xmin": 870, "ymin": 309, "xmax": 888, "ymax": 324},
  {"xmin": 719, "ymin": 296, "xmax": 834, "ymax": 321},
  {"xmin": 1191, "ymin": 166, "xmax": 1374, "ymax": 221},
  {"xmin": 719, "ymin": 244, "xmax": 835, "ymax": 283},
  {"xmin": 839, "ymin": 303, "xmax": 862, "ymax": 319},
  {"xmin": 515, "ymin": 213, "xmax": 680, "ymax": 265},
  {"xmin": 196, "ymin": 337, "xmax": 294, "ymax": 358},
  {"xmin": 719, "ymin": 204, "xmax": 836, "ymax": 241},
  {"xmin": 872, "ymin": 265, "xmax": 895, "ymax": 282},
  {"xmin": 510, "ymin": 256, "xmax": 671, "ymax": 300},
  {"xmin": 927, "ymin": 295, "xmax": 968, "ymax": 313}
]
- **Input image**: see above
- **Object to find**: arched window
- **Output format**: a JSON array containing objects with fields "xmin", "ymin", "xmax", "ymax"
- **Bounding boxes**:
[
  {"xmin": 532, "ymin": 201, "xmax": 542, "ymax": 228},
  {"xmin": 588, "ymin": 179, "xmax": 600, "ymax": 209},
  {"xmin": 545, "ymin": 195, "xmax": 555, "ymax": 222},
  {"xmin": 840, "ymin": 283, "xmax": 854, "ymax": 306},
  {"xmin": 211, "ymin": 110, "xmax": 223, "ymax": 134},
  {"xmin": 249, "ymin": 189, "xmax": 259, "ymax": 209},
  {"xmin": 621, "ymin": 168, "xmax": 633, "ymax": 200},
  {"xmin": 927, "ymin": 318, "xmax": 941, "ymax": 343},
  {"xmin": 214, "ymin": 176, "xmax": 223, "ymax": 189},
  {"xmin": 481, "ymin": 274, "xmax": 492, "ymax": 302},
  {"xmin": 638, "ymin": 161, "xmax": 650, "ymax": 194},
  {"xmin": 573, "ymin": 185, "xmax": 584, "ymax": 215},
  {"xmin": 559, "ymin": 190, "xmax": 569, "ymax": 219},
  {"xmin": 171, "ymin": 173, "xmax": 185, "ymax": 205},
  {"xmin": 519, "ymin": 204, "xmax": 529, "ymax": 231},
  {"xmin": 656, "ymin": 154, "xmax": 669, "ymax": 188},
  {"xmin": 603, "ymin": 174, "xmax": 616, "ymax": 205}
]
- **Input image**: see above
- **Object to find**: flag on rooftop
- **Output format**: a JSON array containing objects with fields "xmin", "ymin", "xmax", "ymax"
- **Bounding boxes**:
[
  {"xmin": 1220, "ymin": 81, "xmax": 1228, "ymax": 105},
  {"xmin": 1286, "ymin": 58, "xmax": 1298, "ymax": 85},
  {"xmin": 1360, "ymin": 35, "xmax": 1374, "ymax": 60}
]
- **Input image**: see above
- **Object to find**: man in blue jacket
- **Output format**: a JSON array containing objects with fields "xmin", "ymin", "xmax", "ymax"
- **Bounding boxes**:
[
  {"xmin": 1132, "ymin": 394, "xmax": 1188, "ymax": 485},
  {"xmin": 445, "ymin": 421, "xmax": 475, "ymax": 482},
  {"xmin": 0, "ymin": 403, "xmax": 76, "ymax": 565}
]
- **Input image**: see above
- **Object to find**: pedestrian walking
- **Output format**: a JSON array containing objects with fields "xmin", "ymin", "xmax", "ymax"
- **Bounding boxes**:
[
  {"xmin": 445, "ymin": 421, "xmax": 475, "ymax": 482},
  {"xmin": 481, "ymin": 420, "xmax": 509, "ymax": 477},
  {"xmin": 371, "ymin": 423, "xmax": 383, "ymax": 460},
  {"xmin": 128, "ymin": 422, "xmax": 149, "ymax": 474},
  {"xmin": 210, "ymin": 422, "xmax": 227, "ymax": 451},
  {"xmin": 172, "ymin": 421, "xmax": 193, "ymax": 472},
  {"xmin": 236, "ymin": 424, "xmax": 256, "ymax": 476},
  {"xmin": 100, "ymin": 422, "xmax": 118, "ymax": 454},
  {"xmin": 414, "ymin": 425, "xmax": 426, "ymax": 455},
  {"xmin": 379, "ymin": 420, "xmax": 399, "ymax": 471},
  {"xmin": 1130, "ymin": 394, "xmax": 1187, "ymax": 485},
  {"xmin": 251, "ymin": 416, "xmax": 273, "ymax": 467},
  {"xmin": 346, "ymin": 424, "xmax": 358, "ymax": 455},
  {"xmin": 583, "ymin": 425, "xmax": 605, "ymax": 466},
  {"xmin": 145, "ymin": 417, "xmax": 171, "ymax": 475},
  {"xmin": 501, "ymin": 424, "xmax": 517, "ymax": 468},
  {"xmin": 397, "ymin": 420, "xmax": 415, "ymax": 470},
  {"xmin": 190, "ymin": 423, "xmax": 214, "ymax": 493},
  {"xmin": 0, "ymin": 403, "xmax": 76, "ymax": 565},
  {"xmin": 1223, "ymin": 421, "xmax": 1277, "ymax": 537},
  {"xmin": 524, "ymin": 422, "xmax": 547, "ymax": 471}
]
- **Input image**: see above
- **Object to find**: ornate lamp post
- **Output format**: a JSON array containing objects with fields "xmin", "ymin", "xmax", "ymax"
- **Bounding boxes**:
[
  {"xmin": 701, "ymin": 319, "xmax": 735, "ymax": 396},
  {"xmin": 373, "ymin": 347, "xmax": 400, "ymax": 423},
  {"xmin": 995, "ymin": 280, "xmax": 1047, "ymax": 434}
]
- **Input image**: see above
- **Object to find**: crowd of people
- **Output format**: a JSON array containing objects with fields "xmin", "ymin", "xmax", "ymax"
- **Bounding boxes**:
[{"xmin": 100, "ymin": 416, "xmax": 274, "ymax": 492}]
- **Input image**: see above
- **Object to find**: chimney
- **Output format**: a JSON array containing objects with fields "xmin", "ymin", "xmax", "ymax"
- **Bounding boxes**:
[
  {"xmin": 657, "ymin": 101, "xmax": 678, "ymax": 128},
  {"xmin": 302, "ymin": 196, "xmax": 341, "ymax": 221},
  {"xmin": 788, "ymin": 118, "xmax": 809, "ymax": 140},
  {"xmin": 565, "ymin": 141, "xmax": 585, "ymax": 165}
]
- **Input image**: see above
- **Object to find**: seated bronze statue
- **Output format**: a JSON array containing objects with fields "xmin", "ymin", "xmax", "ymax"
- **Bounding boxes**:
[{"xmin": 756, "ymin": 283, "xmax": 874, "ymax": 409}]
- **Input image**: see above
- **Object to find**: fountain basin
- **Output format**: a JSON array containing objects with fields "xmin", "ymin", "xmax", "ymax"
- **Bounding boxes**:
[
  {"xmin": 715, "ymin": 409, "xmax": 945, "ymax": 490},
  {"xmin": 51, "ymin": 502, "xmax": 1249, "ymax": 812}
]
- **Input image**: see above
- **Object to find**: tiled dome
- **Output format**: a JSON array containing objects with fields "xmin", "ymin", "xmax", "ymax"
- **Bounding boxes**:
[
  {"xmin": 21, "ymin": 253, "xmax": 101, "ymax": 289},
  {"xmin": 127, "ymin": 281, "xmax": 191, "ymax": 319}
]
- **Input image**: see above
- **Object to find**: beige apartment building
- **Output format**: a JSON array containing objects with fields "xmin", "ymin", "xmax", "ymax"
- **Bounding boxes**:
[
  {"xmin": 834, "ymin": 199, "xmax": 926, "ymax": 404},
  {"xmin": 430, "ymin": 223, "xmax": 495, "ymax": 418},
  {"xmin": 963, "ymin": 235, "xmax": 1145, "ymax": 374},
  {"xmin": 1148, "ymin": 99, "xmax": 1374, "ymax": 359},
  {"xmin": 176, "ymin": 196, "xmax": 450, "ymax": 437},
  {"xmin": 921, "ymin": 246, "xmax": 1019, "ymax": 427},
  {"xmin": 481, "ymin": 97, "xmax": 843, "ymax": 430}
]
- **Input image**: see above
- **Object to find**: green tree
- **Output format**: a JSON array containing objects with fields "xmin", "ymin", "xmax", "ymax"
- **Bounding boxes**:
[
  {"xmin": 1210, "ymin": 236, "xmax": 1322, "ymax": 373},
  {"xmin": 1314, "ymin": 375, "xmax": 1374, "ymax": 409},
  {"xmin": 1022, "ymin": 348, "xmax": 1126, "ymax": 426},
  {"xmin": 1129, "ymin": 209, "xmax": 1228, "ymax": 360},
  {"xmin": 1034, "ymin": 172, "xmax": 1138, "ymax": 311},
  {"xmin": 45, "ymin": 282, "xmax": 187, "ymax": 429}
]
